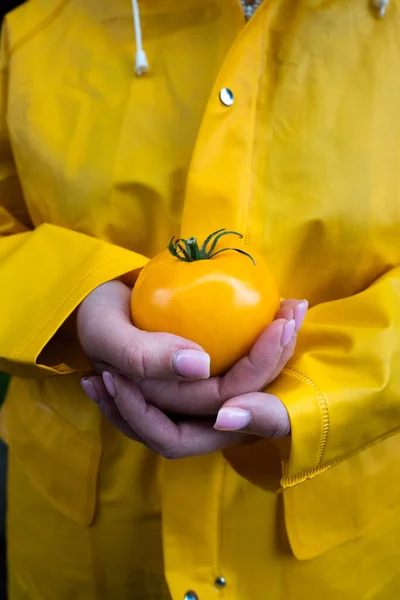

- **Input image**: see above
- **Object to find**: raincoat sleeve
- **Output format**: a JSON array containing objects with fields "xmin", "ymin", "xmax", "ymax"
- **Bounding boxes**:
[
  {"xmin": 264, "ymin": 268, "xmax": 400, "ymax": 487},
  {"xmin": 0, "ymin": 50, "xmax": 147, "ymax": 379}
]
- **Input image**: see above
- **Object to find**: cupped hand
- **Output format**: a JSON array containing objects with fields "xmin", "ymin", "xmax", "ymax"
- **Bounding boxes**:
[
  {"xmin": 79, "ymin": 280, "xmax": 308, "ymax": 457},
  {"xmin": 77, "ymin": 279, "xmax": 211, "ymax": 381}
]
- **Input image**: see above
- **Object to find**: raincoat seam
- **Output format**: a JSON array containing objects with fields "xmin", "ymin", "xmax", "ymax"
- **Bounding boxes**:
[
  {"xmin": 13, "ymin": 256, "xmax": 126, "ymax": 361},
  {"xmin": 8, "ymin": 0, "xmax": 70, "ymax": 58},
  {"xmin": 283, "ymin": 367, "xmax": 330, "ymax": 467},
  {"xmin": 83, "ymin": 440, "xmax": 101, "ymax": 524},
  {"xmin": 244, "ymin": 0, "xmax": 272, "ymax": 245},
  {"xmin": 89, "ymin": 512, "xmax": 108, "ymax": 598},
  {"xmin": 215, "ymin": 457, "xmax": 228, "ymax": 580},
  {"xmin": 281, "ymin": 426, "xmax": 400, "ymax": 489}
]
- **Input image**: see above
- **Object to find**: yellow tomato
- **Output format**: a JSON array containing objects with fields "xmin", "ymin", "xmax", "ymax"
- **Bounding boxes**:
[{"xmin": 131, "ymin": 229, "xmax": 280, "ymax": 376}]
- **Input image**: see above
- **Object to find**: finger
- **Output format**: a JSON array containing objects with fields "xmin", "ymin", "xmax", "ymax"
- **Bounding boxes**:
[
  {"xmin": 138, "ymin": 318, "xmax": 294, "ymax": 415},
  {"xmin": 81, "ymin": 376, "xmax": 145, "ymax": 442},
  {"xmin": 218, "ymin": 317, "xmax": 295, "ymax": 395},
  {"xmin": 268, "ymin": 300, "xmax": 308, "ymax": 382},
  {"xmin": 213, "ymin": 392, "xmax": 291, "ymax": 438},
  {"xmin": 278, "ymin": 299, "xmax": 308, "ymax": 332},
  {"xmin": 78, "ymin": 281, "xmax": 210, "ymax": 381},
  {"xmin": 110, "ymin": 373, "xmax": 245, "ymax": 457},
  {"xmin": 266, "ymin": 333, "xmax": 297, "ymax": 384},
  {"xmin": 277, "ymin": 300, "xmax": 295, "ymax": 322}
]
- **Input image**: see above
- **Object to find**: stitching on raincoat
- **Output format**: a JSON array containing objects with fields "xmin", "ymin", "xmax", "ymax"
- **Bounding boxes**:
[
  {"xmin": 8, "ymin": 0, "xmax": 71, "ymax": 58},
  {"xmin": 244, "ymin": 0, "xmax": 271, "ymax": 245},
  {"xmin": 280, "ymin": 426, "xmax": 400, "ymax": 489},
  {"xmin": 216, "ymin": 456, "xmax": 228, "ymax": 580},
  {"xmin": 13, "ymin": 255, "xmax": 141, "ymax": 361},
  {"xmin": 282, "ymin": 367, "xmax": 330, "ymax": 467}
]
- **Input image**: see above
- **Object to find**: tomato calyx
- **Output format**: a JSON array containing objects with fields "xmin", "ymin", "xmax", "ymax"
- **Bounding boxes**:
[{"xmin": 168, "ymin": 228, "xmax": 256, "ymax": 264}]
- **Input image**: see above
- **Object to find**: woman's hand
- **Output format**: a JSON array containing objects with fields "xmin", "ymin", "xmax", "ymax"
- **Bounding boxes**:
[
  {"xmin": 78, "ymin": 280, "xmax": 307, "ymax": 457},
  {"xmin": 77, "ymin": 280, "xmax": 212, "ymax": 381}
]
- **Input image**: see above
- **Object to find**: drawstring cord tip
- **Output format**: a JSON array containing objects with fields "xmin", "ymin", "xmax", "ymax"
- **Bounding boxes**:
[
  {"xmin": 372, "ymin": 0, "xmax": 390, "ymax": 18},
  {"xmin": 132, "ymin": 0, "xmax": 150, "ymax": 76},
  {"xmin": 135, "ymin": 49, "xmax": 149, "ymax": 76}
]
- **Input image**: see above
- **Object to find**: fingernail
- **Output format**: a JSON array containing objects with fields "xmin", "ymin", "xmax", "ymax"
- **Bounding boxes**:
[
  {"xmin": 173, "ymin": 350, "xmax": 210, "ymax": 379},
  {"xmin": 81, "ymin": 378, "xmax": 100, "ymax": 405},
  {"xmin": 214, "ymin": 407, "xmax": 252, "ymax": 431},
  {"xmin": 294, "ymin": 300, "xmax": 308, "ymax": 331},
  {"xmin": 281, "ymin": 319, "xmax": 296, "ymax": 346},
  {"xmin": 102, "ymin": 371, "xmax": 116, "ymax": 398}
]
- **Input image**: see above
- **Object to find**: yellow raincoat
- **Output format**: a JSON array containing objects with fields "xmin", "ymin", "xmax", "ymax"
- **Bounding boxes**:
[{"xmin": 1, "ymin": 0, "xmax": 400, "ymax": 598}]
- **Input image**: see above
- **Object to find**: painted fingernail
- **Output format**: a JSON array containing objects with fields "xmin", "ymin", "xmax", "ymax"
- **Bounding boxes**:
[
  {"xmin": 214, "ymin": 407, "xmax": 252, "ymax": 431},
  {"xmin": 294, "ymin": 300, "xmax": 308, "ymax": 331},
  {"xmin": 173, "ymin": 350, "xmax": 210, "ymax": 379},
  {"xmin": 81, "ymin": 378, "xmax": 100, "ymax": 405},
  {"xmin": 281, "ymin": 319, "xmax": 296, "ymax": 346},
  {"xmin": 102, "ymin": 372, "xmax": 116, "ymax": 398}
]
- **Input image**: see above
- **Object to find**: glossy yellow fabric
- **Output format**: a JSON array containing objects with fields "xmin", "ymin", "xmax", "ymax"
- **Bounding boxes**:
[{"xmin": 1, "ymin": 0, "xmax": 400, "ymax": 598}]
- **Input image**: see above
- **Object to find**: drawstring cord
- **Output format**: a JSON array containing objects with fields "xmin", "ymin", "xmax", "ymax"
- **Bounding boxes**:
[
  {"xmin": 373, "ymin": 0, "xmax": 390, "ymax": 18},
  {"xmin": 238, "ymin": 0, "xmax": 391, "ymax": 20},
  {"xmin": 130, "ymin": 0, "xmax": 389, "ymax": 77},
  {"xmin": 131, "ymin": 0, "xmax": 149, "ymax": 76}
]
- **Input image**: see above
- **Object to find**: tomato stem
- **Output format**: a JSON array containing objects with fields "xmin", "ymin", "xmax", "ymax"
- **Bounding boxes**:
[
  {"xmin": 168, "ymin": 229, "xmax": 256, "ymax": 264},
  {"xmin": 186, "ymin": 237, "xmax": 202, "ymax": 261}
]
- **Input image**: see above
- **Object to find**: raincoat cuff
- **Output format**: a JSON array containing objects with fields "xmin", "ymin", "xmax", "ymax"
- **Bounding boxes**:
[
  {"xmin": 34, "ymin": 257, "xmax": 147, "ymax": 375},
  {"xmin": 0, "ymin": 226, "xmax": 148, "ymax": 378},
  {"xmin": 267, "ymin": 367, "xmax": 329, "ymax": 488}
]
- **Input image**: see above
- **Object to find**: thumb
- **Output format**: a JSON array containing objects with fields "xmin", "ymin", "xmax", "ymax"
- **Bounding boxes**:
[
  {"xmin": 213, "ymin": 393, "xmax": 291, "ymax": 438},
  {"xmin": 103, "ymin": 324, "xmax": 211, "ymax": 381},
  {"xmin": 78, "ymin": 280, "xmax": 210, "ymax": 381}
]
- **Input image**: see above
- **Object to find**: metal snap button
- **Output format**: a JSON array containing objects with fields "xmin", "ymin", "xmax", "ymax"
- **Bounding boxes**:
[
  {"xmin": 184, "ymin": 591, "xmax": 199, "ymax": 600},
  {"xmin": 219, "ymin": 88, "xmax": 234, "ymax": 107},
  {"xmin": 215, "ymin": 576, "xmax": 227, "ymax": 588}
]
